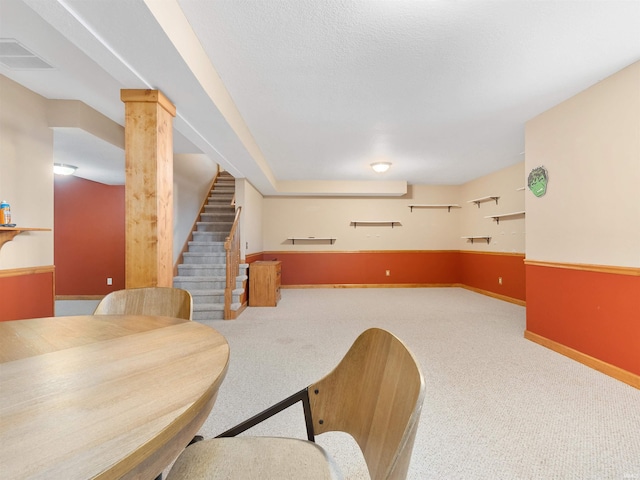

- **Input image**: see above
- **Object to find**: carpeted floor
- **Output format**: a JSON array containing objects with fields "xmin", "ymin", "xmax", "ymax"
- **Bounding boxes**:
[{"xmin": 190, "ymin": 287, "xmax": 640, "ymax": 480}]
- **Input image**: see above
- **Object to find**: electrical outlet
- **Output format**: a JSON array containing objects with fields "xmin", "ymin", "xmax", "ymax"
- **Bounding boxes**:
[
  {"xmin": 498, "ymin": 277, "xmax": 503, "ymax": 285},
  {"xmin": 107, "ymin": 277, "xmax": 113, "ymax": 285},
  {"xmin": 385, "ymin": 270, "xmax": 390, "ymax": 276}
]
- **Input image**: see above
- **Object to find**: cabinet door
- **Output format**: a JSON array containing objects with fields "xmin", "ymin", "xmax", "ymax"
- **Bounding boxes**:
[{"xmin": 249, "ymin": 262, "xmax": 281, "ymax": 307}]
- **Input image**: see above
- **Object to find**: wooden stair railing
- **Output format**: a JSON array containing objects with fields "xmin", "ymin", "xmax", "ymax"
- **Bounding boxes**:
[{"xmin": 224, "ymin": 205, "xmax": 242, "ymax": 320}]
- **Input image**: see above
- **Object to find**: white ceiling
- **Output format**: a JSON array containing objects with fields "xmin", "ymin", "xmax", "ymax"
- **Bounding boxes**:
[{"xmin": 1, "ymin": 0, "xmax": 638, "ymax": 194}]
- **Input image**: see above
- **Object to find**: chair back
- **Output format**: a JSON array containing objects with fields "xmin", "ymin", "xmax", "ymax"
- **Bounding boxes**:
[
  {"xmin": 308, "ymin": 328, "xmax": 425, "ymax": 480},
  {"xmin": 94, "ymin": 287, "xmax": 193, "ymax": 320}
]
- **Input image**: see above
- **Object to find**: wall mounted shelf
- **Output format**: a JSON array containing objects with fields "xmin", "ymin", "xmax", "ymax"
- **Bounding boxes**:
[
  {"xmin": 516, "ymin": 187, "xmax": 526, "ymax": 191},
  {"xmin": 461, "ymin": 235, "xmax": 491, "ymax": 244},
  {"xmin": 287, "ymin": 237, "xmax": 336, "ymax": 245},
  {"xmin": 408, "ymin": 204, "xmax": 461, "ymax": 212},
  {"xmin": 350, "ymin": 221, "xmax": 401, "ymax": 228},
  {"xmin": 467, "ymin": 196, "xmax": 499, "ymax": 208},
  {"xmin": 484, "ymin": 211, "xmax": 525, "ymax": 224},
  {"xmin": 0, "ymin": 227, "xmax": 51, "ymax": 251}
]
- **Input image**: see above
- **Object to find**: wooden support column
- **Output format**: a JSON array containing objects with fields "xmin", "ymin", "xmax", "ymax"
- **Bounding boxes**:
[{"xmin": 120, "ymin": 89, "xmax": 176, "ymax": 288}]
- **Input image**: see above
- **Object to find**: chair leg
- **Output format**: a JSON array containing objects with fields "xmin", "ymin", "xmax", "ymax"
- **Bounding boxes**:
[{"xmin": 215, "ymin": 387, "xmax": 315, "ymax": 441}]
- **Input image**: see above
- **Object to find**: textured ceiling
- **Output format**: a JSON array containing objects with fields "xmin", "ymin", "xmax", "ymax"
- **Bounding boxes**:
[
  {"xmin": 178, "ymin": 0, "xmax": 639, "ymax": 185},
  {"xmin": 1, "ymin": 0, "xmax": 639, "ymax": 193}
]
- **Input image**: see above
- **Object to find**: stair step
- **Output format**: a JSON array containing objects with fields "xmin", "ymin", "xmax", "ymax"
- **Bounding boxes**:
[
  {"xmin": 178, "ymin": 265, "xmax": 227, "ymax": 276},
  {"xmin": 193, "ymin": 310, "xmax": 225, "ymax": 321},
  {"xmin": 196, "ymin": 222, "xmax": 233, "ymax": 233},
  {"xmin": 194, "ymin": 303, "xmax": 225, "ymax": 311},
  {"xmin": 174, "ymin": 275, "xmax": 246, "ymax": 285},
  {"xmin": 202, "ymin": 207, "xmax": 235, "ymax": 213},
  {"xmin": 192, "ymin": 232, "xmax": 229, "ymax": 241},
  {"xmin": 174, "ymin": 276, "xmax": 227, "ymax": 290},
  {"xmin": 205, "ymin": 203, "xmax": 235, "ymax": 208},
  {"xmin": 188, "ymin": 240, "xmax": 226, "ymax": 245},
  {"xmin": 183, "ymin": 252, "xmax": 226, "ymax": 264},
  {"xmin": 184, "ymin": 251, "xmax": 227, "ymax": 256},
  {"xmin": 189, "ymin": 288, "xmax": 244, "ymax": 296},
  {"xmin": 200, "ymin": 214, "xmax": 235, "ymax": 222},
  {"xmin": 187, "ymin": 242, "xmax": 226, "ymax": 253},
  {"xmin": 190, "ymin": 288, "xmax": 244, "ymax": 304},
  {"xmin": 174, "ymin": 275, "xmax": 226, "ymax": 280},
  {"xmin": 200, "ymin": 220, "xmax": 234, "ymax": 226},
  {"xmin": 204, "ymin": 210, "xmax": 235, "ymax": 217}
]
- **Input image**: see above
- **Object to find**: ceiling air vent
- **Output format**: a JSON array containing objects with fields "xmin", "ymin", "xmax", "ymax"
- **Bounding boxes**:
[{"xmin": 0, "ymin": 39, "xmax": 53, "ymax": 70}]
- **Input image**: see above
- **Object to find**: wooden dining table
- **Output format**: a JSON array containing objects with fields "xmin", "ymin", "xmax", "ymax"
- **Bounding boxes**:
[{"xmin": 0, "ymin": 314, "xmax": 230, "ymax": 480}]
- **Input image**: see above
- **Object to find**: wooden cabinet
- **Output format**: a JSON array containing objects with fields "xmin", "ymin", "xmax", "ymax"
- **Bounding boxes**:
[{"xmin": 249, "ymin": 261, "xmax": 281, "ymax": 307}]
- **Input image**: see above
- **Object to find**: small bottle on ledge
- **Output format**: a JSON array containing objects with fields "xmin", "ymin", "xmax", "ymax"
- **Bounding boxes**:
[{"xmin": 0, "ymin": 200, "xmax": 11, "ymax": 226}]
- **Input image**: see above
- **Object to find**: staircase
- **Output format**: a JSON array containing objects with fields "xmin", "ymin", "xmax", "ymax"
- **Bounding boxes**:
[{"xmin": 173, "ymin": 171, "xmax": 247, "ymax": 320}]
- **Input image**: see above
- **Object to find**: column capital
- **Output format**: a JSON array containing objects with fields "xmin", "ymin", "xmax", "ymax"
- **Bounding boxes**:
[{"xmin": 121, "ymin": 89, "xmax": 176, "ymax": 117}]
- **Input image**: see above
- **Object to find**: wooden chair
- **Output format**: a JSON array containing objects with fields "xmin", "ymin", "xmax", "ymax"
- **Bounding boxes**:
[
  {"xmin": 166, "ymin": 328, "xmax": 426, "ymax": 480},
  {"xmin": 93, "ymin": 287, "xmax": 193, "ymax": 320}
]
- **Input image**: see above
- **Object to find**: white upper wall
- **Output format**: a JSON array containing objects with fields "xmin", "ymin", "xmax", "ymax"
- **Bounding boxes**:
[
  {"xmin": 0, "ymin": 75, "xmax": 54, "ymax": 269},
  {"xmin": 261, "ymin": 162, "xmax": 525, "ymax": 254},
  {"xmin": 262, "ymin": 185, "xmax": 460, "ymax": 252},
  {"xmin": 525, "ymin": 61, "xmax": 640, "ymax": 267},
  {"xmin": 173, "ymin": 153, "xmax": 218, "ymax": 262},
  {"xmin": 237, "ymin": 178, "xmax": 264, "ymax": 257},
  {"xmin": 459, "ymin": 162, "xmax": 526, "ymax": 253}
]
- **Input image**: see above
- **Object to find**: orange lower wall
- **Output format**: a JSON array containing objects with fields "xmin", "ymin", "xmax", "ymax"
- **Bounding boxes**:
[
  {"xmin": 526, "ymin": 263, "xmax": 640, "ymax": 376},
  {"xmin": 459, "ymin": 251, "xmax": 526, "ymax": 301},
  {"xmin": 245, "ymin": 253, "xmax": 264, "ymax": 264},
  {"xmin": 256, "ymin": 251, "xmax": 525, "ymax": 301},
  {"xmin": 261, "ymin": 251, "xmax": 461, "ymax": 286},
  {"xmin": 0, "ymin": 267, "xmax": 55, "ymax": 321}
]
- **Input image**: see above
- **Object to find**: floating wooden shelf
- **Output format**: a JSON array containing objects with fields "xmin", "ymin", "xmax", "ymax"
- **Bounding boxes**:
[
  {"xmin": 461, "ymin": 235, "xmax": 491, "ymax": 244},
  {"xmin": 350, "ymin": 221, "xmax": 401, "ymax": 228},
  {"xmin": 485, "ymin": 211, "xmax": 525, "ymax": 224},
  {"xmin": 287, "ymin": 237, "xmax": 336, "ymax": 245},
  {"xmin": 467, "ymin": 196, "xmax": 499, "ymax": 208},
  {"xmin": 408, "ymin": 204, "xmax": 460, "ymax": 212},
  {"xmin": 0, "ymin": 227, "xmax": 51, "ymax": 251}
]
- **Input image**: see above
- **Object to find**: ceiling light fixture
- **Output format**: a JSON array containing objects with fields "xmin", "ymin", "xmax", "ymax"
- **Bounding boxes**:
[
  {"xmin": 371, "ymin": 162, "xmax": 391, "ymax": 173},
  {"xmin": 53, "ymin": 163, "xmax": 78, "ymax": 176}
]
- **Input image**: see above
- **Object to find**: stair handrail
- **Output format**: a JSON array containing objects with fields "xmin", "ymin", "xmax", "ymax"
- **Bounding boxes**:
[{"xmin": 223, "ymin": 205, "xmax": 242, "ymax": 320}]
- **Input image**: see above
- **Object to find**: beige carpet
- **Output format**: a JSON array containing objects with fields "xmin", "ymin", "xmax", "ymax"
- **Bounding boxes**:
[{"xmin": 189, "ymin": 287, "xmax": 640, "ymax": 480}]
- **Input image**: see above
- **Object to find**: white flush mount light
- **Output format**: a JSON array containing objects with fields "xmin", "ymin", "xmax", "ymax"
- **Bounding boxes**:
[
  {"xmin": 53, "ymin": 163, "xmax": 78, "ymax": 175},
  {"xmin": 371, "ymin": 161, "xmax": 391, "ymax": 173}
]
